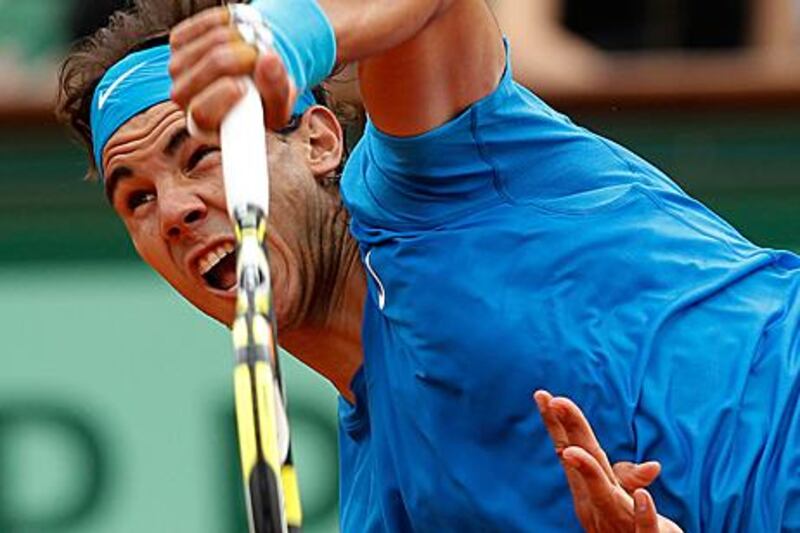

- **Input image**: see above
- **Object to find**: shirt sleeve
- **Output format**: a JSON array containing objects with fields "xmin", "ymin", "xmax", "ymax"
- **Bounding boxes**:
[
  {"xmin": 339, "ymin": 42, "xmax": 523, "ymax": 230},
  {"xmin": 339, "ymin": 38, "xmax": 661, "ymax": 232}
]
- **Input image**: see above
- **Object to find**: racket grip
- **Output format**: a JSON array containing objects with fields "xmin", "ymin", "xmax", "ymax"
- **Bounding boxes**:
[{"xmin": 221, "ymin": 78, "xmax": 270, "ymax": 216}]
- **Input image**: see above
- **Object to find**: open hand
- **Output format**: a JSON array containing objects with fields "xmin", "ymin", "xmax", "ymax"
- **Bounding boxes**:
[{"xmin": 534, "ymin": 390, "xmax": 682, "ymax": 533}]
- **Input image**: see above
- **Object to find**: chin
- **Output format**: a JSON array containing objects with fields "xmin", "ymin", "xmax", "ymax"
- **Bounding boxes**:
[
  {"xmin": 188, "ymin": 291, "xmax": 236, "ymax": 327},
  {"xmin": 212, "ymin": 307, "xmax": 236, "ymax": 327},
  {"xmin": 212, "ymin": 300, "xmax": 237, "ymax": 327}
]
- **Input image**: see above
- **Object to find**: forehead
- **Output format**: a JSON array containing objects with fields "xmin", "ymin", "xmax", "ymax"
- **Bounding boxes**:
[
  {"xmin": 102, "ymin": 102, "xmax": 185, "ymax": 171},
  {"xmin": 109, "ymin": 101, "xmax": 183, "ymax": 145}
]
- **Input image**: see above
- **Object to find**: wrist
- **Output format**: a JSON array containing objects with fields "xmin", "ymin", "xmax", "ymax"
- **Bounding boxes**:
[{"xmin": 251, "ymin": 0, "xmax": 337, "ymax": 92}]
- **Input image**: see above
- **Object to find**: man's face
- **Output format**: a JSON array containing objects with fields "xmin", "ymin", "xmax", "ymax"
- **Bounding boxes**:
[{"xmin": 102, "ymin": 101, "xmax": 314, "ymax": 326}]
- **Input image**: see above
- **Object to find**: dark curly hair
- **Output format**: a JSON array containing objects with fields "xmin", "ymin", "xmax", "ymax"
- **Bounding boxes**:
[
  {"xmin": 56, "ymin": 0, "xmax": 363, "ymax": 181},
  {"xmin": 57, "ymin": 0, "xmax": 234, "ymax": 180}
]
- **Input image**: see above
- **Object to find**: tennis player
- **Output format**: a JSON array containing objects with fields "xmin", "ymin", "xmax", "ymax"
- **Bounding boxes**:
[{"xmin": 58, "ymin": 0, "xmax": 800, "ymax": 530}]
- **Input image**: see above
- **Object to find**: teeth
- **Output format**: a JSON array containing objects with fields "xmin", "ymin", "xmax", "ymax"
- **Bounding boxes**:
[{"xmin": 198, "ymin": 244, "xmax": 235, "ymax": 276}]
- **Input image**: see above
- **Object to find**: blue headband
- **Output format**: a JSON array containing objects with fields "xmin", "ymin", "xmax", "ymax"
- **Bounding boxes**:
[{"xmin": 90, "ymin": 44, "xmax": 317, "ymax": 179}]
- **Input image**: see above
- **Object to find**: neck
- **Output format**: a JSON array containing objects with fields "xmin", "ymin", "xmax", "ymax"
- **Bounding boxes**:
[{"xmin": 281, "ymin": 206, "xmax": 365, "ymax": 403}]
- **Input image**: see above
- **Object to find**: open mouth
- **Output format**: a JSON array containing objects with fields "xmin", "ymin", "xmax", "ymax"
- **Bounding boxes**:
[{"xmin": 198, "ymin": 243, "xmax": 238, "ymax": 292}]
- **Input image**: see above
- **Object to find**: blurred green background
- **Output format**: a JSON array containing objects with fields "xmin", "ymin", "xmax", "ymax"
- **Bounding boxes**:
[
  {"xmin": 0, "ymin": 0, "xmax": 70, "ymax": 63},
  {"xmin": 0, "ymin": 265, "xmax": 339, "ymax": 533}
]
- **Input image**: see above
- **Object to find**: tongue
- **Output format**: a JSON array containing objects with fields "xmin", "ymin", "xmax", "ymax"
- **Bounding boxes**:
[
  {"xmin": 205, "ymin": 253, "xmax": 238, "ymax": 291},
  {"xmin": 217, "ymin": 253, "xmax": 238, "ymax": 290}
]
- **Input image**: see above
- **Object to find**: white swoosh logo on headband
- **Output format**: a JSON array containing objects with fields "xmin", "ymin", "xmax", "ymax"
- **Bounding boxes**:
[{"xmin": 98, "ymin": 60, "xmax": 150, "ymax": 110}]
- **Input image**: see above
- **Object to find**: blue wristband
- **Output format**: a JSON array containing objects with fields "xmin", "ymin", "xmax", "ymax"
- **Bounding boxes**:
[{"xmin": 251, "ymin": 0, "xmax": 337, "ymax": 93}]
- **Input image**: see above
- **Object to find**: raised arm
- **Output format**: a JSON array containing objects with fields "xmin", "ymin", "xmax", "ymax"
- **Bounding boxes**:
[
  {"xmin": 492, "ymin": 0, "xmax": 605, "ymax": 94},
  {"xmin": 169, "ymin": 0, "xmax": 504, "ymax": 138},
  {"xmin": 751, "ymin": 0, "xmax": 797, "ymax": 50},
  {"xmin": 319, "ymin": 0, "xmax": 505, "ymax": 136}
]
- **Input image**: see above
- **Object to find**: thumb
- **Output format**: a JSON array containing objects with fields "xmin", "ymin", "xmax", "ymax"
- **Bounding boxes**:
[
  {"xmin": 634, "ymin": 489, "xmax": 661, "ymax": 532},
  {"xmin": 614, "ymin": 461, "xmax": 661, "ymax": 493}
]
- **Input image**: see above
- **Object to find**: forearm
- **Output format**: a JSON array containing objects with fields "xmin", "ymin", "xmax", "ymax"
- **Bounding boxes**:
[
  {"xmin": 751, "ymin": 0, "xmax": 796, "ymax": 48},
  {"xmin": 493, "ymin": 0, "xmax": 606, "ymax": 94},
  {"xmin": 317, "ymin": 0, "xmax": 454, "ymax": 64}
]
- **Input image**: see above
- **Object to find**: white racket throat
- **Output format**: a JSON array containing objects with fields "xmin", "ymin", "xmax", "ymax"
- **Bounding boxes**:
[{"xmin": 221, "ymin": 79, "xmax": 270, "ymax": 217}]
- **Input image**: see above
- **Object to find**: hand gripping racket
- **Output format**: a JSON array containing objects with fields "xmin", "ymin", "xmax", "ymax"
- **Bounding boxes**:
[{"xmin": 220, "ymin": 51, "xmax": 303, "ymax": 533}]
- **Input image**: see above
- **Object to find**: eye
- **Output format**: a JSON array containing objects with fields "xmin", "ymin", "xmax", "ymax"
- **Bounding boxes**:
[
  {"xmin": 186, "ymin": 146, "xmax": 221, "ymax": 172},
  {"xmin": 126, "ymin": 190, "xmax": 156, "ymax": 212}
]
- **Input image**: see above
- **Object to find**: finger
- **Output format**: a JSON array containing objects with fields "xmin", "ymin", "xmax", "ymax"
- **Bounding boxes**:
[
  {"xmin": 170, "ymin": 7, "xmax": 230, "ymax": 50},
  {"xmin": 562, "ymin": 461, "xmax": 598, "ymax": 531},
  {"xmin": 550, "ymin": 396, "xmax": 617, "ymax": 482},
  {"xmin": 187, "ymin": 77, "xmax": 248, "ymax": 137},
  {"xmin": 535, "ymin": 390, "xmax": 586, "ymax": 509},
  {"xmin": 170, "ymin": 25, "xmax": 242, "ymax": 79},
  {"xmin": 534, "ymin": 391, "xmax": 571, "ymax": 456},
  {"xmin": 536, "ymin": 392, "xmax": 596, "ymax": 525},
  {"xmin": 534, "ymin": 390, "xmax": 568, "ymax": 452},
  {"xmin": 254, "ymin": 52, "xmax": 296, "ymax": 131},
  {"xmin": 567, "ymin": 446, "xmax": 642, "ymax": 530},
  {"xmin": 614, "ymin": 461, "xmax": 662, "ymax": 493},
  {"xmin": 546, "ymin": 436, "xmax": 598, "ymax": 531},
  {"xmin": 633, "ymin": 489, "xmax": 660, "ymax": 533},
  {"xmin": 562, "ymin": 446, "xmax": 620, "ymax": 509},
  {"xmin": 171, "ymin": 42, "xmax": 258, "ymax": 108}
]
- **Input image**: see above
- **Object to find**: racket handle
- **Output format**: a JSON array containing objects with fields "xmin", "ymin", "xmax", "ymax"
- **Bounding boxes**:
[{"xmin": 221, "ymin": 78, "xmax": 270, "ymax": 217}]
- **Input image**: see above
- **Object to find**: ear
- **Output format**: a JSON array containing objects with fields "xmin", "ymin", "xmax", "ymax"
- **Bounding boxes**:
[{"xmin": 302, "ymin": 106, "xmax": 344, "ymax": 184}]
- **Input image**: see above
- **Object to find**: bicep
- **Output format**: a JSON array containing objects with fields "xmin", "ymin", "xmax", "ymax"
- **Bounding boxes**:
[
  {"xmin": 493, "ymin": 0, "xmax": 562, "ymax": 37},
  {"xmin": 320, "ymin": 0, "xmax": 505, "ymax": 137},
  {"xmin": 750, "ymin": 0, "xmax": 796, "ymax": 47}
]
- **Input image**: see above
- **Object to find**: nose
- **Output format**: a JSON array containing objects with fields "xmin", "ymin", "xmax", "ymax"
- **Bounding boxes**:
[{"xmin": 158, "ymin": 183, "xmax": 208, "ymax": 240}]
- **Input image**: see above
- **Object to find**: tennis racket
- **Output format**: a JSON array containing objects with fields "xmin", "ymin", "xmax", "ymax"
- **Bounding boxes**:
[{"xmin": 220, "ymin": 77, "xmax": 303, "ymax": 533}]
